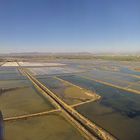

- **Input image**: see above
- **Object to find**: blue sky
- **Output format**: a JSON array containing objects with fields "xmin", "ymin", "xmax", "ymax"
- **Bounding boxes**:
[{"xmin": 0, "ymin": 0, "xmax": 140, "ymax": 53}]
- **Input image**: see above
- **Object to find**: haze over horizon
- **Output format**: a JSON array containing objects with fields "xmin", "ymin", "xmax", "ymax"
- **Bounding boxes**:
[{"xmin": 0, "ymin": 0, "xmax": 140, "ymax": 53}]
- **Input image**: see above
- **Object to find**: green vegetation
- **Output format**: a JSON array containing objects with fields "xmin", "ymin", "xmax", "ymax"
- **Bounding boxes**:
[
  {"xmin": 97, "ymin": 55, "xmax": 140, "ymax": 61},
  {"xmin": 1, "ymin": 54, "xmax": 140, "ymax": 62}
]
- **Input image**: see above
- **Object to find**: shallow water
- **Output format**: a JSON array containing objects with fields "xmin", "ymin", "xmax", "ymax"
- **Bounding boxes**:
[
  {"xmin": 0, "ymin": 79, "xmax": 31, "ymax": 88},
  {"xmin": 0, "ymin": 86, "xmax": 55, "ymax": 118},
  {"xmin": 87, "ymin": 69, "xmax": 140, "ymax": 88},
  {"xmin": 0, "ymin": 68, "xmax": 26, "ymax": 80},
  {"xmin": 0, "ymin": 67, "xmax": 86, "ymax": 140},
  {"xmin": 5, "ymin": 112, "xmax": 86, "ymax": 140},
  {"xmin": 38, "ymin": 77, "xmax": 92, "ymax": 105},
  {"xmin": 120, "ymin": 67, "xmax": 140, "ymax": 76},
  {"xmin": 2, "ymin": 61, "xmax": 140, "ymax": 140},
  {"xmin": 59, "ymin": 75, "xmax": 140, "ymax": 140},
  {"xmin": 0, "ymin": 72, "xmax": 55, "ymax": 118}
]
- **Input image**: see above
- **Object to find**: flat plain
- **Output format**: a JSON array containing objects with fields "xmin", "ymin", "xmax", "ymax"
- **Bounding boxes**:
[{"xmin": 1, "ymin": 59, "xmax": 140, "ymax": 140}]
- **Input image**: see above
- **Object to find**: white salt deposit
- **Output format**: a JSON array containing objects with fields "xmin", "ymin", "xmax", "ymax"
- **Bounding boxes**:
[
  {"xmin": 2, "ymin": 62, "xmax": 19, "ymax": 67},
  {"xmin": 18, "ymin": 62, "xmax": 65, "ymax": 67}
]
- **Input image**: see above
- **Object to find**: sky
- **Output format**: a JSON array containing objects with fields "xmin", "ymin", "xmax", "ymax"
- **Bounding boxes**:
[{"xmin": 0, "ymin": 0, "xmax": 140, "ymax": 53}]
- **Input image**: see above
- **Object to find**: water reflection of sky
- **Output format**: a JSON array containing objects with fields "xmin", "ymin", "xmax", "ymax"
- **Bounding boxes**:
[
  {"xmin": 59, "ymin": 75, "xmax": 140, "ymax": 139},
  {"xmin": 60, "ymin": 75, "xmax": 140, "ymax": 118},
  {"xmin": 120, "ymin": 67, "xmax": 140, "ymax": 76}
]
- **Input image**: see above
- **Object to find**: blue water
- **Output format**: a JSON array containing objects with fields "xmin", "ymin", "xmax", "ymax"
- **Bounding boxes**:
[
  {"xmin": 59, "ymin": 75, "xmax": 140, "ymax": 140},
  {"xmin": 120, "ymin": 67, "xmax": 140, "ymax": 76}
]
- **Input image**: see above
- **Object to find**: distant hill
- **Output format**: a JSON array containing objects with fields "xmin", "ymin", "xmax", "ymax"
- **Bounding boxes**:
[
  {"xmin": 0, "ymin": 52, "xmax": 140, "ymax": 56},
  {"xmin": 0, "ymin": 52, "xmax": 93, "ymax": 56},
  {"xmin": 0, "ymin": 52, "xmax": 140, "ymax": 62}
]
